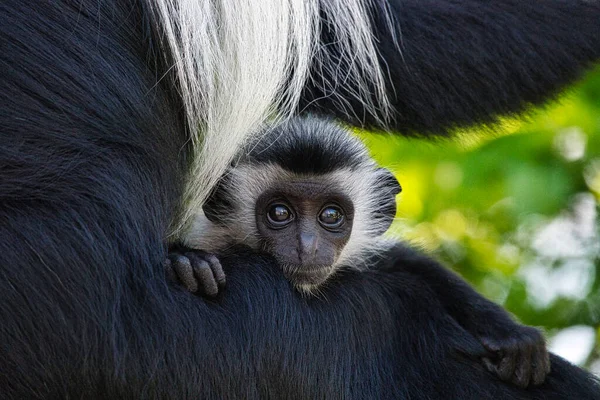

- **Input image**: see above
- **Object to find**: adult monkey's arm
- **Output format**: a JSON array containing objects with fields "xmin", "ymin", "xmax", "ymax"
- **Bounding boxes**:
[{"xmin": 302, "ymin": 0, "xmax": 600, "ymax": 134}]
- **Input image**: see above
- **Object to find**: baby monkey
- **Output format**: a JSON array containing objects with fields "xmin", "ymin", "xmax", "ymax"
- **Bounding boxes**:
[
  {"xmin": 169, "ymin": 117, "xmax": 400, "ymax": 295},
  {"xmin": 167, "ymin": 116, "xmax": 550, "ymax": 388}
]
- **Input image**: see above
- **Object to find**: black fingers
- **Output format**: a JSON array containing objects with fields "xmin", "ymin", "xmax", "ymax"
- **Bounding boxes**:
[
  {"xmin": 201, "ymin": 253, "xmax": 226, "ymax": 287},
  {"xmin": 170, "ymin": 254, "xmax": 199, "ymax": 293},
  {"xmin": 531, "ymin": 339, "xmax": 552, "ymax": 386},
  {"xmin": 166, "ymin": 250, "xmax": 226, "ymax": 298},
  {"xmin": 185, "ymin": 252, "xmax": 221, "ymax": 297},
  {"xmin": 513, "ymin": 338, "xmax": 533, "ymax": 388},
  {"xmin": 480, "ymin": 327, "xmax": 550, "ymax": 388},
  {"xmin": 163, "ymin": 257, "xmax": 178, "ymax": 284}
]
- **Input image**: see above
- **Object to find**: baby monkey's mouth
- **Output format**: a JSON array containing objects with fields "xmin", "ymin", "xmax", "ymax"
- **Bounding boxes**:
[{"xmin": 282, "ymin": 264, "xmax": 335, "ymax": 292}]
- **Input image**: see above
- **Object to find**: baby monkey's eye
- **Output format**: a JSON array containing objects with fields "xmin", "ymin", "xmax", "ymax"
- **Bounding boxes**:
[
  {"xmin": 267, "ymin": 203, "xmax": 294, "ymax": 227},
  {"xmin": 318, "ymin": 205, "xmax": 344, "ymax": 229}
]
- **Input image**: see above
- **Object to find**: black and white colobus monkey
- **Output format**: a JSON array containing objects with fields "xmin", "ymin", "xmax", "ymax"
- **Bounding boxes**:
[
  {"xmin": 171, "ymin": 117, "xmax": 401, "ymax": 295},
  {"xmin": 169, "ymin": 116, "xmax": 550, "ymax": 387},
  {"xmin": 2, "ymin": 0, "xmax": 600, "ymax": 398}
]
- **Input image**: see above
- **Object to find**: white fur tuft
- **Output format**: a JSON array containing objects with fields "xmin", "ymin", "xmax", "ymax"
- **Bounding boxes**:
[{"xmin": 149, "ymin": 0, "xmax": 393, "ymax": 232}]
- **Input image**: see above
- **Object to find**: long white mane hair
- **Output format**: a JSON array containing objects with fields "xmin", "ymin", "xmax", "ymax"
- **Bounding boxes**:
[{"xmin": 150, "ymin": 0, "xmax": 394, "ymax": 231}]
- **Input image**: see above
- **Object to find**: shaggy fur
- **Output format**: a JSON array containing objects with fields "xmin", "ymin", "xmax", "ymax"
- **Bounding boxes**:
[{"xmin": 1, "ymin": 0, "xmax": 599, "ymax": 398}]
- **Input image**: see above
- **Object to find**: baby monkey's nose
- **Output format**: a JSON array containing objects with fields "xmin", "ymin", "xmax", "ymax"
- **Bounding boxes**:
[{"xmin": 299, "ymin": 232, "xmax": 318, "ymax": 261}]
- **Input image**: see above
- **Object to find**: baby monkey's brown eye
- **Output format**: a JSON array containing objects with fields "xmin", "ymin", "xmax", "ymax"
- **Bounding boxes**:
[
  {"xmin": 267, "ymin": 204, "xmax": 293, "ymax": 227},
  {"xmin": 318, "ymin": 205, "xmax": 344, "ymax": 229}
]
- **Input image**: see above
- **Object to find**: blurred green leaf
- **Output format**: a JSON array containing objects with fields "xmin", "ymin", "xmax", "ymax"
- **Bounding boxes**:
[{"xmin": 365, "ymin": 66, "xmax": 600, "ymax": 370}]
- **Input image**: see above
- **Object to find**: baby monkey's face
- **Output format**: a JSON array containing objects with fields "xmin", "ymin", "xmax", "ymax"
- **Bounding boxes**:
[{"xmin": 254, "ymin": 180, "xmax": 354, "ymax": 291}]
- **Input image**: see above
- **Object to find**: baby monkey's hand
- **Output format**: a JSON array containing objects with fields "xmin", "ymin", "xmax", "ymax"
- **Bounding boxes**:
[
  {"xmin": 480, "ymin": 326, "xmax": 550, "ymax": 388},
  {"xmin": 165, "ymin": 246, "xmax": 226, "ymax": 297}
]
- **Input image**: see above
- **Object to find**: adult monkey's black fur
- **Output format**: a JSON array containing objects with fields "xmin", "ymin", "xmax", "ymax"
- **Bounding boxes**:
[{"xmin": 1, "ymin": 1, "xmax": 599, "ymax": 399}]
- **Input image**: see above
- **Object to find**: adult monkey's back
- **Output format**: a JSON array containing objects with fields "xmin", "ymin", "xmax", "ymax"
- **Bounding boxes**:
[{"xmin": 0, "ymin": 1, "xmax": 598, "ymax": 399}]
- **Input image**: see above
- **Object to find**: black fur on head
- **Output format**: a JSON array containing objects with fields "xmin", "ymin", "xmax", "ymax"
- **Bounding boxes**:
[{"xmin": 241, "ymin": 117, "xmax": 372, "ymax": 174}]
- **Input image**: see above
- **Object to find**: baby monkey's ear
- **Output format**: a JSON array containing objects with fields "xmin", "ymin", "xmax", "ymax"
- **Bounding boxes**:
[
  {"xmin": 378, "ymin": 168, "xmax": 402, "ymax": 196},
  {"xmin": 202, "ymin": 175, "xmax": 233, "ymax": 224},
  {"xmin": 371, "ymin": 168, "xmax": 401, "ymax": 236}
]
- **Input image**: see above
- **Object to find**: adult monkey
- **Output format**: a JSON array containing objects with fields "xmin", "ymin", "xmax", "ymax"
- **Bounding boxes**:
[{"xmin": 1, "ymin": 1, "xmax": 599, "ymax": 399}]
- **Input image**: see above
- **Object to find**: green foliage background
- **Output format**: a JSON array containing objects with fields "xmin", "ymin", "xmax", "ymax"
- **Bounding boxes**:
[{"xmin": 364, "ymin": 67, "xmax": 600, "ymax": 372}]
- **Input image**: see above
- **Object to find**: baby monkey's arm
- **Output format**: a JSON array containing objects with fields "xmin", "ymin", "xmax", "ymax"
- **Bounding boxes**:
[
  {"xmin": 384, "ymin": 245, "xmax": 550, "ymax": 388},
  {"xmin": 165, "ymin": 245, "xmax": 226, "ymax": 297}
]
